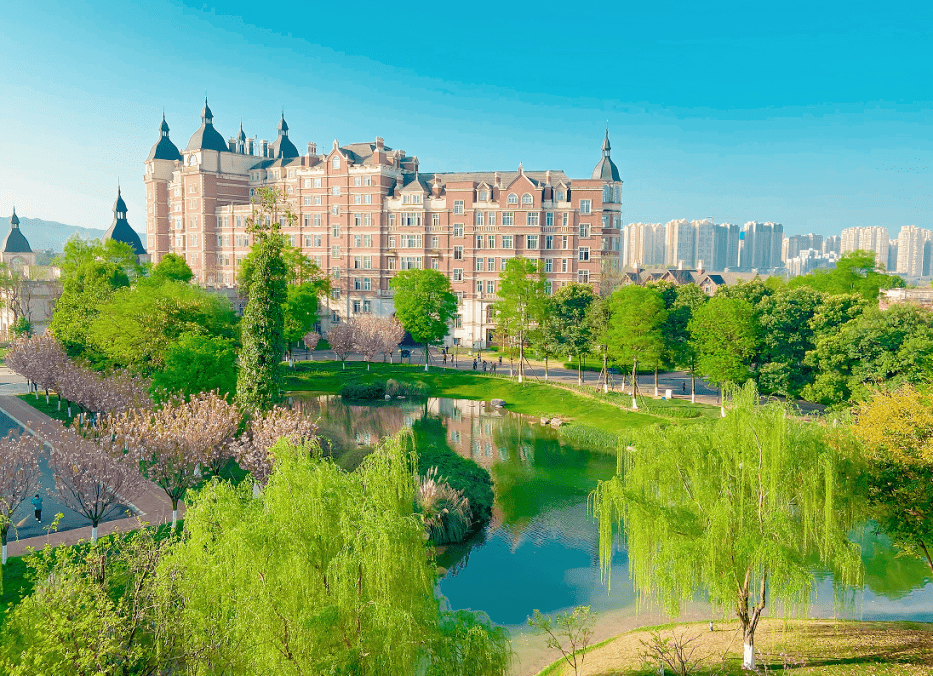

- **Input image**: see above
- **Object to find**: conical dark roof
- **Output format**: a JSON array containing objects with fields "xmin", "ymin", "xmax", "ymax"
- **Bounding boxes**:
[
  {"xmin": 148, "ymin": 114, "xmax": 183, "ymax": 161},
  {"xmin": 104, "ymin": 189, "xmax": 146, "ymax": 256},
  {"xmin": 591, "ymin": 130, "xmax": 621, "ymax": 182},
  {"xmin": 269, "ymin": 114, "xmax": 299, "ymax": 159},
  {"xmin": 2, "ymin": 208, "xmax": 32, "ymax": 254},
  {"xmin": 186, "ymin": 97, "xmax": 229, "ymax": 153}
]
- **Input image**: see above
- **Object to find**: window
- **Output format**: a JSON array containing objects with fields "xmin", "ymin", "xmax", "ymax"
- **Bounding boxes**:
[
  {"xmin": 453, "ymin": 224, "xmax": 464, "ymax": 237},
  {"xmin": 332, "ymin": 225, "xmax": 341, "ymax": 238},
  {"xmin": 353, "ymin": 176, "xmax": 361, "ymax": 186},
  {"xmin": 332, "ymin": 157, "xmax": 341, "ymax": 169},
  {"xmin": 476, "ymin": 235, "xmax": 484, "ymax": 249},
  {"xmin": 580, "ymin": 200, "xmax": 591, "ymax": 214},
  {"xmin": 286, "ymin": 186, "xmax": 293, "ymax": 194},
  {"xmin": 476, "ymin": 212, "xmax": 484, "ymax": 226},
  {"xmin": 431, "ymin": 258, "xmax": 439, "ymax": 270},
  {"xmin": 562, "ymin": 235, "xmax": 569, "ymax": 249},
  {"xmin": 545, "ymin": 258, "xmax": 553, "ymax": 272},
  {"xmin": 527, "ymin": 235, "xmax": 539, "ymax": 249},
  {"xmin": 314, "ymin": 195, "xmax": 321, "ymax": 205},
  {"xmin": 527, "ymin": 212, "xmax": 539, "ymax": 226},
  {"xmin": 431, "ymin": 213, "xmax": 440, "ymax": 226},
  {"xmin": 453, "ymin": 200, "xmax": 464, "ymax": 215},
  {"xmin": 488, "ymin": 212, "xmax": 496, "ymax": 226},
  {"xmin": 602, "ymin": 214, "xmax": 609, "ymax": 229},
  {"xmin": 331, "ymin": 205, "xmax": 340, "ymax": 215},
  {"xmin": 557, "ymin": 190, "xmax": 566, "ymax": 202},
  {"xmin": 455, "ymin": 292, "xmax": 464, "ymax": 304},
  {"xmin": 216, "ymin": 235, "xmax": 222, "ymax": 246},
  {"xmin": 487, "ymin": 257, "xmax": 495, "ymax": 270},
  {"xmin": 303, "ymin": 179, "xmax": 312, "ymax": 188},
  {"xmin": 388, "ymin": 235, "xmax": 396, "ymax": 248},
  {"xmin": 478, "ymin": 190, "xmax": 489, "ymax": 201},
  {"xmin": 331, "ymin": 186, "xmax": 340, "ymax": 196},
  {"xmin": 546, "ymin": 212, "xmax": 554, "ymax": 226},
  {"xmin": 353, "ymin": 300, "xmax": 361, "ymax": 312},
  {"xmin": 545, "ymin": 281, "xmax": 552, "ymax": 295},
  {"xmin": 363, "ymin": 300, "xmax": 371, "ymax": 313},
  {"xmin": 507, "ymin": 193, "xmax": 518, "ymax": 205},
  {"xmin": 502, "ymin": 235, "xmax": 513, "ymax": 249},
  {"xmin": 364, "ymin": 176, "xmax": 372, "ymax": 187},
  {"xmin": 453, "ymin": 268, "xmax": 463, "ymax": 281},
  {"xmin": 521, "ymin": 193, "xmax": 533, "ymax": 205},
  {"xmin": 304, "ymin": 235, "xmax": 313, "ymax": 247},
  {"xmin": 332, "ymin": 245, "xmax": 341, "ymax": 258},
  {"xmin": 314, "ymin": 178, "xmax": 322, "ymax": 187},
  {"xmin": 303, "ymin": 215, "xmax": 311, "ymax": 228},
  {"xmin": 401, "ymin": 234, "xmax": 422, "ymax": 248},
  {"xmin": 578, "ymin": 247, "xmax": 590, "ymax": 261},
  {"xmin": 389, "ymin": 214, "xmax": 396, "ymax": 226},
  {"xmin": 487, "ymin": 281, "xmax": 495, "ymax": 294},
  {"xmin": 314, "ymin": 213, "xmax": 322, "ymax": 226},
  {"xmin": 431, "ymin": 235, "xmax": 439, "ymax": 249},
  {"xmin": 578, "ymin": 269, "xmax": 590, "ymax": 283},
  {"xmin": 364, "ymin": 256, "xmax": 372, "ymax": 269},
  {"xmin": 354, "ymin": 235, "xmax": 362, "ymax": 247},
  {"xmin": 562, "ymin": 258, "xmax": 568, "ymax": 272},
  {"xmin": 353, "ymin": 256, "xmax": 362, "ymax": 269},
  {"xmin": 562, "ymin": 212, "xmax": 569, "ymax": 227},
  {"xmin": 476, "ymin": 258, "xmax": 484, "ymax": 271},
  {"xmin": 545, "ymin": 235, "xmax": 553, "ymax": 249},
  {"xmin": 487, "ymin": 235, "xmax": 495, "ymax": 248},
  {"xmin": 502, "ymin": 212, "xmax": 514, "ymax": 226},
  {"xmin": 401, "ymin": 256, "xmax": 422, "ymax": 270},
  {"xmin": 476, "ymin": 281, "xmax": 483, "ymax": 293},
  {"xmin": 354, "ymin": 277, "xmax": 362, "ymax": 290},
  {"xmin": 363, "ymin": 234, "xmax": 372, "ymax": 247},
  {"xmin": 388, "ymin": 257, "xmax": 396, "ymax": 270},
  {"xmin": 364, "ymin": 214, "xmax": 371, "ymax": 226},
  {"xmin": 454, "ymin": 314, "xmax": 463, "ymax": 328},
  {"xmin": 579, "ymin": 223, "xmax": 591, "ymax": 238},
  {"xmin": 453, "ymin": 246, "xmax": 464, "ymax": 260},
  {"xmin": 363, "ymin": 277, "xmax": 371, "ymax": 291},
  {"xmin": 353, "ymin": 194, "xmax": 362, "ymax": 205}
]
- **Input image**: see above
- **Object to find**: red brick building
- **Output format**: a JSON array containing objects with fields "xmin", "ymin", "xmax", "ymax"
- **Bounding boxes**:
[{"xmin": 144, "ymin": 100, "xmax": 622, "ymax": 347}]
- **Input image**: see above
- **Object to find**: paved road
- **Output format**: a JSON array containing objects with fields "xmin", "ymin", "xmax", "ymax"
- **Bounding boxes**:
[{"xmin": 293, "ymin": 347, "xmax": 723, "ymax": 406}]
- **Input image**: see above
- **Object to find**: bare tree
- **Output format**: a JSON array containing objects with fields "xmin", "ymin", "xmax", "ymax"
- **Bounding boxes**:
[
  {"xmin": 230, "ymin": 405, "xmax": 318, "ymax": 491},
  {"xmin": 328, "ymin": 320, "xmax": 358, "ymax": 369},
  {"xmin": 303, "ymin": 330, "xmax": 321, "ymax": 361},
  {"xmin": 354, "ymin": 316, "xmax": 384, "ymax": 370},
  {"xmin": 43, "ymin": 420, "xmax": 147, "ymax": 543},
  {"xmin": 114, "ymin": 392, "xmax": 241, "ymax": 529},
  {"xmin": 0, "ymin": 431, "xmax": 41, "ymax": 563}
]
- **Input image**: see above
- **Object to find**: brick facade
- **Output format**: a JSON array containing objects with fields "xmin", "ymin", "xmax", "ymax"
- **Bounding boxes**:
[{"xmin": 144, "ymin": 104, "xmax": 622, "ymax": 347}]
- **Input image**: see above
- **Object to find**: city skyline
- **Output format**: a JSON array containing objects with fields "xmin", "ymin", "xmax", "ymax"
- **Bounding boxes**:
[{"xmin": 0, "ymin": 1, "xmax": 930, "ymax": 235}]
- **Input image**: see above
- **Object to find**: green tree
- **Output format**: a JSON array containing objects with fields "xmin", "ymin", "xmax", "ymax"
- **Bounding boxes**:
[
  {"xmin": 162, "ymin": 434, "xmax": 510, "ymax": 675},
  {"xmin": 790, "ymin": 250, "xmax": 905, "ymax": 300},
  {"xmin": 754, "ymin": 286, "xmax": 825, "ymax": 398},
  {"xmin": 593, "ymin": 384, "xmax": 863, "ymax": 670},
  {"xmin": 664, "ymin": 284, "xmax": 708, "ymax": 402},
  {"xmin": 493, "ymin": 258, "xmax": 547, "ymax": 383},
  {"xmin": 606, "ymin": 285, "xmax": 667, "ymax": 408},
  {"xmin": 236, "ymin": 187, "xmax": 289, "ymax": 413},
  {"xmin": 88, "ymin": 280, "xmax": 237, "ymax": 373},
  {"xmin": 803, "ymin": 303, "xmax": 933, "ymax": 406},
  {"xmin": 529, "ymin": 297, "xmax": 561, "ymax": 381},
  {"xmin": 527, "ymin": 606, "xmax": 596, "ymax": 676},
  {"xmin": 151, "ymin": 332, "xmax": 238, "ymax": 400},
  {"xmin": 688, "ymin": 296, "xmax": 758, "ymax": 400},
  {"xmin": 150, "ymin": 252, "xmax": 194, "ymax": 284},
  {"xmin": 551, "ymin": 282, "xmax": 596, "ymax": 385},
  {"xmin": 283, "ymin": 281, "xmax": 325, "ymax": 363},
  {"xmin": 391, "ymin": 268, "xmax": 458, "ymax": 371},
  {"xmin": 49, "ymin": 237, "xmax": 140, "ymax": 360},
  {"xmin": 586, "ymin": 296, "xmax": 614, "ymax": 392}
]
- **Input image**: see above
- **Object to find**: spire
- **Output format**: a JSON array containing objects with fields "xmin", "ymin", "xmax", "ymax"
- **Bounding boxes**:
[
  {"xmin": 149, "ymin": 112, "xmax": 182, "ymax": 161},
  {"xmin": 113, "ymin": 185, "xmax": 128, "ymax": 218},
  {"xmin": 591, "ymin": 129, "xmax": 621, "ymax": 182},
  {"xmin": 602, "ymin": 127, "xmax": 611, "ymax": 155},
  {"xmin": 160, "ymin": 112, "xmax": 170, "ymax": 135},
  {"xmin": 201, "ymin": 97, "xmax": 213, "ymax": 123},
  {"xmin": 278, "ymin": 112, "xmax": 289, "ymax": 134},
  {"xmin": 237, "ymin": 121, "xmax": 246, "ymax": 141},
  {"xmin": 10, "ymin": 207, "xmax": 19, "ymax": 227}
]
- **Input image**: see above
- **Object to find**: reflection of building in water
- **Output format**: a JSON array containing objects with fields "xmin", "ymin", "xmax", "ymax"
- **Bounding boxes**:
[{"xmin": 436, "ymin": 398, "xmax": 534, "ymax": 468}]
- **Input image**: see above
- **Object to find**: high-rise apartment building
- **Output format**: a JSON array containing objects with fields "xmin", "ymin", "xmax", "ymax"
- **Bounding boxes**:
[
  {"xmin": 144, "ymin": 101, "xmax": 622, "ymax": 347},
  {"xmin": 823, "ymin": 236, "xmax": 841, "ymax": 255},
  {"xmin": 782, "ymin": 234, "xmax": 824, "ymax": 263},
  {"xmin": 664, "ymin": 219, "xmax": 696, "ymax": 268},
  {"xmin": 887, "ymin": 240, "xmax": 898, "ymax": 273},
  {"xmin": 737, "ymin": 221, "xmax": 783, "ymax": 270},
  {"xmin": 622, "ymin": 222, "xmax": 665, "ymax": 267},
  {"xmin": 693, "ymin": 218, "xmax": 715, "ymax": 270},
  {"xmin": 896, "ymin": 225, "xmax": 933, "ymax": 278},
  {"xmin": 840, "ymin": 226, "xmax": 889, "ymax": 267}
]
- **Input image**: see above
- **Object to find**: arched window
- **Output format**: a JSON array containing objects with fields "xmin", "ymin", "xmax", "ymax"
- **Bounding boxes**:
[
  {"xmin": 521, "ymin": 193, "xmax": 533, "ymax": 205},
  {"xmin": 507, "ymin": 193, "xmax": 519, "ymax": 205},
  {"xmin": 332, "ymin": 156, "xmax": 341, "ymax": 169}
]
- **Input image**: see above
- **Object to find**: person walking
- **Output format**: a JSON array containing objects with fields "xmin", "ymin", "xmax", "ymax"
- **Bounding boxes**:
[
  {"xmin": 682, "ymin": 382, "xmax": 686, "ymax": 394},
  {"xmin": 482, "ymin": 360, "xmax": 487, "ymax": 372},
  {"xmin": 473, "ymin": 358, "xmax": 477, "ymax": 371},
  {"xmin": 31, "ymin": 493, "xmax": 42, "ymax": 523}
]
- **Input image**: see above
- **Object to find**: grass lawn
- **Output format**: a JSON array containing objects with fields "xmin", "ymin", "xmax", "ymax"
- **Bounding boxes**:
[
  {"xmin": 536, "ymin": 619, "xmax": 933, "ymax": 675},
  {"xmin": 15, "ymin": 392, "xmax": 77, "ymax": 425},
  {"xmin": 285, "ymin": 361, "xmax": 692, "ymax": 436}
]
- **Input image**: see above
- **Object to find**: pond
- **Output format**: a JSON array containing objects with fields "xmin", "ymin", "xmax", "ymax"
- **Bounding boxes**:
[{"xmin": 294, "ymin": 395, "xmax": 933, "ymax": 670}]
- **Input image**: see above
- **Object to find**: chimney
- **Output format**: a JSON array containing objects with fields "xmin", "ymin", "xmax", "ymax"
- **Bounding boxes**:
[
  {"xmin": 259, "ymin": 140, "xmax": 268, "ymax": 157},
  {"xmin": 432, "ymin": 176, "xmax": 441, "ymax": 198},
  {"xmin": 228, "ymin": 138, "xmax": 236, "ymax": 152},
  {"xmin": 494, "ymin": 171, "xmax": 500, "ymax": 188},
  {"xmin": 246, "ymin": 138, "xmax": 254, "ymax": 155},
  {"xmin": 375, "ymin": 137, "xmax": 384, "ymax": 150},
  {"xmin": 697, "ymin": 260, "xmax": 705, "ymax": 276},
  {"xmin": 678, "ymin": 260, "xmax": 684, "ymax": 270}
]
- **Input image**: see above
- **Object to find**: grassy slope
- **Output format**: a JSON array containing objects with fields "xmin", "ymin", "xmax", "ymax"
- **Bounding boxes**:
[
  {"xmin": 284, "ymin": 361, "xmax": 707, "ymax": 435},
  {"xmin": 536, "ymin": 619, "xmax": 933, "ymax": 675}
]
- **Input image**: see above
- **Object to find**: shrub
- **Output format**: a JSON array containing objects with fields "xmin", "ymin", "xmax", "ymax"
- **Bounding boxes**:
[
  {"xmin": 557, "ymin": 424, "xmax": 625, "ymax": 452},
  {"xmin": 339, "ymin": 380, "xmax": 386, "ymax": 400},
  {"xmin": 386, "ymin": 378, "xmax": 429, "ymax": 398},
  {"xmin": 415, "ymin": 467, "xmax": 472, "ymax": 545}
]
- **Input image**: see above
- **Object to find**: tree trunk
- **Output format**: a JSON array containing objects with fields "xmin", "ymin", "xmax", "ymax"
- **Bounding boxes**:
[
  {"xmin": 631, "ymin": 358, "xmax": 639, "ymax": 410},
  {"xmin": 424, "ymin": 345, "xmax": 430, "ymax": 372},
  {"xmin": 91, "ymin": 524, "xmax": 98, "ymax": 543},
  {"xmin": 1, "ymin": 543, "xmax": 6, "ymax": 565},
  {"xmin": 577, "ymin": 355, "xmax": 583, "ymax": 385},
  {"xmin": 918, "ymin": 541, "xmax": 933, "ymax": 574},
  {"xmin": 518, "ymin": 336, "xmax": 524, "ymax": 384},
  {"xmin": 544, "ymin": 355, "xmax": 548, "ymax": 381},
  {"xmin": 744, "ymin": 636, "xmax": 755, "ymax": 669},
  {"xmin": 603, "ymin": 354, "xmax": 609, "ymax": 393},
  {"xmin": 654, "ymin": 365, "xmax": 659, "ymax": 397},
  {"xmin": 691, "ymin": 363, "xmax": 696, "ymax": 404},
  {"xmin": 1, "ymin": 526, "xmax": 7, "ymax": 565}
]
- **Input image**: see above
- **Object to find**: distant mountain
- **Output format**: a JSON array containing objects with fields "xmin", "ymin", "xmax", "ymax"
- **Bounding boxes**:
[{"xmin": 0, "ymin": 215, "xmax": 108, "ymax": 253}]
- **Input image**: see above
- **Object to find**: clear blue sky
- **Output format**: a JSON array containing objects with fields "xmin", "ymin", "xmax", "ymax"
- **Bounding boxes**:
[{"xmin": 0, "ymin": 0, "xmax": 930, "ymax": 237}]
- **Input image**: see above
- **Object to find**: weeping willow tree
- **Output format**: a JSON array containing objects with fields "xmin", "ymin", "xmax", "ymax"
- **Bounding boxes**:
[
  {"xmin": 160, "ymin": 433, "xmax": 510, "ymax": 675},
  {"xmin": 592, "ymin": 383, "xmax": 862, "ymax": 670}
]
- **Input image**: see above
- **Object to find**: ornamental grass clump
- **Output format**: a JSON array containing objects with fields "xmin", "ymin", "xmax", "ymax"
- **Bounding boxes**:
[{"xmin": 416, "ymin": 467, "xmax": 472, "ymax": 545}]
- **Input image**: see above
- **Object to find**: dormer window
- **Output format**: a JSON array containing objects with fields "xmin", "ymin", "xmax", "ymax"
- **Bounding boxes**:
[
  {"xmin": 478, "ymin": 190, "xmax": 489, "ymax": 202},
  {"xmin": 507, "ymin": 193, "xmax": 519, "ymax": 205},
  {"xmin": 187, "ymin": 155, "xmax": 197, "ymax": 166},
  {"xmin": 332, "ymin": 157, "xmax": 341, "ymax": 169},
  {"xmin": 557, "ymin": 190, "xmax": 566, "ymax": 202},
  {"xmin": 521, "ymin": 193, "xmax": 533, "ymax": 205}
]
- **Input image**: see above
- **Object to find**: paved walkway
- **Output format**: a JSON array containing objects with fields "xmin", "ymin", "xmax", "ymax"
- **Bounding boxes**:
[{"xmin": 0, "ymin": 387, "xmax": 182, "ymax": 558}]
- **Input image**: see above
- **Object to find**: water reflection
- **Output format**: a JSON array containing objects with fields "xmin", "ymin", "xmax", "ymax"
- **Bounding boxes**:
[{"xmin": 292, "ymin": 395, "xmax": 933, "ymax": 627}]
